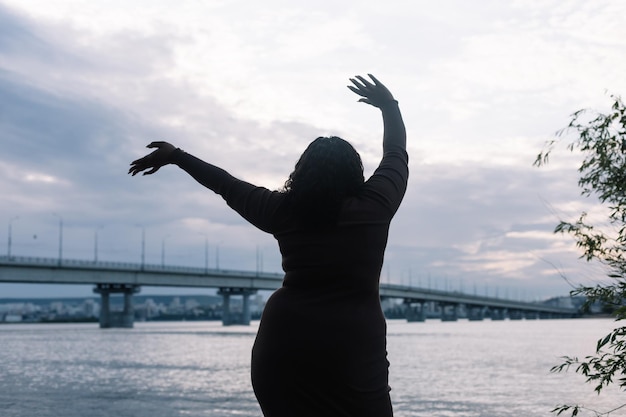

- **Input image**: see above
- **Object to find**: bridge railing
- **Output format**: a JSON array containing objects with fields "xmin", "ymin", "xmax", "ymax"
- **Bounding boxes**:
[
  {"xmin": 0, "ymin": 255, "xmax": 284, "ymax": 278},
  {"xmin": 380, "ymin": 282, "xmax": 576, "ymax": 314}
]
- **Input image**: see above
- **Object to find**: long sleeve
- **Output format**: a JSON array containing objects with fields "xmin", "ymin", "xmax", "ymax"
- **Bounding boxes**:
[
  {"xmin": 169, "ymin": 149, "xmax": 237, "ymax": 194},
  {"xmin": 361, "ymin": 101, "xmax": 409, "ymax": 217},
  {"xmin": 381, "ymin": 100, "xmax": 406, "ymax": 152},
  {"xmin": 170, "ymin": 150, "xmax": 284, "ymax": 233}
]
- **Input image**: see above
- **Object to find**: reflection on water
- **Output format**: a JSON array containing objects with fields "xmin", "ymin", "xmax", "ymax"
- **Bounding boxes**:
[
  {"xmin": 0, "ymin": 319, "xmax": 622, "ymax": 417},
  {"xmin": 388, "ymin": 319, "xmax": 622, "ymax": 416}
]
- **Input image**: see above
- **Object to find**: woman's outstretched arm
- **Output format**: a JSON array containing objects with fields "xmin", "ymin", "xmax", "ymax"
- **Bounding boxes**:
[
  {"xmin": 129, "ymin": 141, "xmax": 237, "ymax": 194},
  {"xmin": 128, "ymin": 141, "xmax": 282, "ymax": 233},
  {"xmin": 347, "ymin": 74, "xmax": 406, "ymax": 151}
]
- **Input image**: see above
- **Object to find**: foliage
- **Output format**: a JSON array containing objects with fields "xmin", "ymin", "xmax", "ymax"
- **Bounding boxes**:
[{"xmin": 535, "ymin": 95, "xmax": 626, "ymax": 416}]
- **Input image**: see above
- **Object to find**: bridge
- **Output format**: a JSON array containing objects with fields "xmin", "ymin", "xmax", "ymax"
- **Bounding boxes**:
[{"xmin": 0, "ymin": 255, "xmax": 578, "ymax": 327}]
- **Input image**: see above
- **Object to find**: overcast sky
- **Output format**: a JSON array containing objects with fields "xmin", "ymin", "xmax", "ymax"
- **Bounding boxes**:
[{"xmin": 1, "ymin": 0, "xmax": 625, "ymax": 300}]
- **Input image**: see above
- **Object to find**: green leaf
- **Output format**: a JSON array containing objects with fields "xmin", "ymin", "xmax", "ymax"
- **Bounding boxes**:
[
  {"xmin": 539, "ymin": 94, "xmax": 626, "ymax": 415},
  {"xmin": 597, "ymin": 334, "xmax": 612, "ymax": 351}
]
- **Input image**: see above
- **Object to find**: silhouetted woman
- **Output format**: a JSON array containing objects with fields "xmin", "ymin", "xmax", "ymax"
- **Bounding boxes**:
[{"xmin": 129, "ymin": 74, "xmax": 408, "ymax": 417}]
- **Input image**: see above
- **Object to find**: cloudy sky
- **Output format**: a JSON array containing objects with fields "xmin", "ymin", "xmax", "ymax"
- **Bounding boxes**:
[{"xmin": 1, "ymin": 0, "xmax": 625, "ymax": 299}]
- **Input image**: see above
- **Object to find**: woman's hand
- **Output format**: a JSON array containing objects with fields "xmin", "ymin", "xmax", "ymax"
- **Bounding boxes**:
[
  {"xmin": 128, "ymin": 141, "xmax": 177, "ymax": 176},
  {"xmin": 347, "ymin": 74, "xmax": 396, "ymax": 108}
]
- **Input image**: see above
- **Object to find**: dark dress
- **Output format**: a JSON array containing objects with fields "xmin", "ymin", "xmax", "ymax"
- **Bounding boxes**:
[{"xmin": 171, "ymin": 106, "xmax": 408, "ymax": 417}]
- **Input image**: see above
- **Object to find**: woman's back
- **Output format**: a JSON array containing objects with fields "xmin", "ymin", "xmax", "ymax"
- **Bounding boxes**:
[
  {"xmin": 277, "ymin": 146, "xmax": 408, "ymax": 294},
  {"xmin": 251, "ymin": 143, "xmax": 407, "ymax": 416}
]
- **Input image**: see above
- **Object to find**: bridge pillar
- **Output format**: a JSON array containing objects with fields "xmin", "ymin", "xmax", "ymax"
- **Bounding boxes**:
[
  {"xmin": 441, "ymin": 303, "xmax": 458, "ymax": 322},
  {"xmin": 242, "ymin": 292, "xmax": 253, "ymax": 324},
  {"xmin": 222, "ymin": 292, "xmax": 231, "ymax": 324},
  {"xmin": 524, "ymin": 311, "xmax": 538, "ymax": 320},
  {"xmin": 467, "ymin": 305, "xmax": 485, "ymax": 321},
  {"xmin": 218, "ymin": 288, "xmax": 258, "ymax": 326},
  {"xmin": 99, "ymin": 290, "xmax": 110, "ymax": 328},
  {"xmin": 489, "ymin": 308, "xmax": 506, "ymax": 321},
  {"xmin": 93, "ymin": 284, "xmax": 140, "ymax": 329},
  {"xmin": 404, "ymin": 300, "xmax": 426, "ymax": 322},
  {"xmin": 509, "ymin": 310, "xmax": 523, "ymax": 320}
]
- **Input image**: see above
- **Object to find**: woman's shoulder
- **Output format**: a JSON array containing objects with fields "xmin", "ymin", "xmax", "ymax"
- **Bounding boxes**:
[{"xmin": 355, "ymin": 148, "xmax": 409, "ymax": 216}]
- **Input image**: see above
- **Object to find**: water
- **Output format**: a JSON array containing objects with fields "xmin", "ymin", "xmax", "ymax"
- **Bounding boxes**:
[{"xmin": 0, "ymin": 319, "xmax": 623, "ymax": 417}]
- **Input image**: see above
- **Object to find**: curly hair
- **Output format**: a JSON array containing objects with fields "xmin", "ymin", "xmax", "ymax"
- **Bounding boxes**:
[{"xmin": 283, "ymin": 136, "xmax": 364, "ymax": 227}]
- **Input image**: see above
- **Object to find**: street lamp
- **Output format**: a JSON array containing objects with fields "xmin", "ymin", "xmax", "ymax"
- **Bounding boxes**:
[
  {"xmin": 198, "ymin": 233, "xmax": 209, "ymax": 273},
  {"xmin": 94, "ymin": 225, "xmax": 104, "ymax": 263},
  {"xmin": 216, "ymin": 242, "xmax": 222, "ymax": 270},
  {"xmin": 52, "ymin": 213, "xmax": 63, "ymax": 265},
  {"xmin": 161, "ymin": 234, "xmax": 171, "ymax": 268},
  {"xmin": 255, "ymin": 244, "xmax": 273, "ymax": 274},
  {"xmin": 256, "ymin": 245, "xmax": 263, "ymax": 274},
  {"xmin": 205, "ymin": 236, "xmax": 209, "ymax": 273},
  {"xmin": 201, "ymin": 233, "xmax": 209, "ymax": 274},
  {"xmin": 135, "ymin": 225, "xmax": 145, "ymax": 268},
  {"xmin": 7, "ymin": 216, "xmax": 18, "ymax": 258}
]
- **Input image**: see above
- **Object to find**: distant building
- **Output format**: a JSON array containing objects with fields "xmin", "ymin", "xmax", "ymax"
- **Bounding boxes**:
[
  {"xmin": 82, "ymin": 299, "xmax": 99, "ymax": 318},
  {"xmin": 49, "ymin": 301, "xmax": 65, "ymax": 315},
  {"xmin": 4, "ymin": 314, "xmax": 23, "ymax": 322},
  {"xmin": 185, "ymin": 299, "xmax": 199, "ymax": 310},
  {"xmin": 543, "ymin": 295, "xmax": 604, "ymax": 314}
]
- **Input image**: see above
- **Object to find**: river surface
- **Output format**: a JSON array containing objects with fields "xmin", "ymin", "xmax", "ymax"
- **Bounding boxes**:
[{"xmin": 0, "ymin": 318, "xmax": 623, "ymax": 417}]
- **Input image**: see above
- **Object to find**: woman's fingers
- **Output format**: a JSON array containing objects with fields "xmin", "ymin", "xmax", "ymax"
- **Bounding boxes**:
[
  {"xmin": 128, "ymin": 148, "xmax": 160, "ymax": 176},
  {"xmin": 349, "ymin": 74, "xmax": 390, "ymax": 108},
  {"xmin": 130, "ymin": 154, "xmax": 148, "ymax": 165},
  {"xmin": 367, "ymin": 74, "xmax": 382, "ymax": 86},
  {"xmin": 129, "ymin": 141, "xmax": 176, "ymax": 176},
  {"xmin": 128, "ymin": 165, "xmax": 141, "ymax": 176},
  {"xmin": 347, "ymin": 84, "xmax": 367, "ymax": 97},
  {"xmin": 142, "ymin": 166, "xmax": 161, "ymax": 175},
  {"xmin": 128, "ymin": 160, "xmax": 149, "ymax": 176},
  {"xmin": 355, "ymin": 75, "xmax": 374, "ymax": 88},
  {"xmin": 147, "ymin": 141, "xmax": 167, "ymax": 149},
  {"xmin": 349, "ymin": 75, "xmax": 381, "ymax": 97}
]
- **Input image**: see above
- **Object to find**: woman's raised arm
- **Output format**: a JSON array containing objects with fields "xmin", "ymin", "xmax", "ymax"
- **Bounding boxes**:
[{"xmin": 348, "ymin": 74, "xmax": 406, "ymax": 151}]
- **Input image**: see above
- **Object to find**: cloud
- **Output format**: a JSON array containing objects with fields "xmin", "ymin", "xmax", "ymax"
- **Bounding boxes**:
[{"xmin": 1, "ymin": 0, "xmax": 624, "ymax": 299}]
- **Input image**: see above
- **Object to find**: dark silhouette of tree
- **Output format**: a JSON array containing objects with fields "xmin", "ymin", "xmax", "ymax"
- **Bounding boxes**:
[{"xmin": 536, "ymin": 95, "xmax": 626, "ymax": 416}]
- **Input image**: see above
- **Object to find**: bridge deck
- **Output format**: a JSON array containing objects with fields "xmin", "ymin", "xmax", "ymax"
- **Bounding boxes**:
[{"xmin": 0, "ymin": 255, "xmax": 575, "ymax": 315}]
